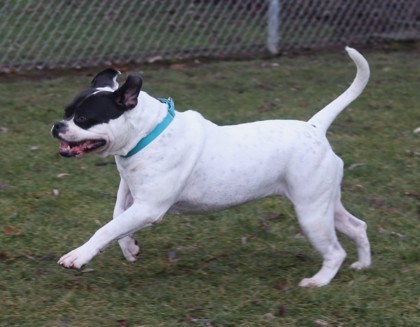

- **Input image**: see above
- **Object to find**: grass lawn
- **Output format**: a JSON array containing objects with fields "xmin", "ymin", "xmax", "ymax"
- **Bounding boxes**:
[{"xmin": 0, "ymin": 48, "xmax": 419, "ymax": 326}]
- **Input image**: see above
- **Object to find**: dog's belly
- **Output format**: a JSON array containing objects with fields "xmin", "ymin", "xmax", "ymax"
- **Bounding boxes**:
[
  {"xmin": 168, "ymin": 118, "xmax": 325, "ymax": 214},
  {"xmin": 169, "ymin": 174, "xmax": 283, "ymax": 214}
]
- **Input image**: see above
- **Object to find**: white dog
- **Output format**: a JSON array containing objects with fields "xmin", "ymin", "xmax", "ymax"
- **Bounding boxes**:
[{"xmin": 52, "ymin": 47, "xmax": 371, "ymax": 287}]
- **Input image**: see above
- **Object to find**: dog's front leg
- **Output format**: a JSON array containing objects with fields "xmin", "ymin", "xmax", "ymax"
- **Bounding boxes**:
[
  {"xmin": 58, "ymin": 203, "xmax": 163, "ymax": 269},
  {"xmin": 113, "ymin": 178, "xmax": 140, "ymax": 262}
]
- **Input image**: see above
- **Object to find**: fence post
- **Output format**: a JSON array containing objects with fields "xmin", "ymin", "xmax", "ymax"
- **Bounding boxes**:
[{"xmin": 267, "ymin": 0, "xmax": 280, "ymax": 54}]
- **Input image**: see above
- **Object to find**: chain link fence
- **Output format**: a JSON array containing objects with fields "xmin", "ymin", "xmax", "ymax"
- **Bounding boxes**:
[{"xmin": 0, "ymin": 0, "xmax": 419, "ymax": 72}]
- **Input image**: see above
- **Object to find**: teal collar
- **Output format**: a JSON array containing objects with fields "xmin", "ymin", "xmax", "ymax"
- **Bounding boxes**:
[{"xmin": 121, "ymin": 98, "xmax": 175, "ymax": 158}]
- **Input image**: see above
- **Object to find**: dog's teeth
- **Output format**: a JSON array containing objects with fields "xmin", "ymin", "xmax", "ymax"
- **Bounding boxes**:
[{"xmin": 67, "ymin": 145, "xmax": 71, "ymax": 150}]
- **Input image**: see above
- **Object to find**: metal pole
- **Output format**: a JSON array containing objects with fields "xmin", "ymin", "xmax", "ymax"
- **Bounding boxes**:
[{"xmin": 267, "ymin": 0, "xmax": 280, "ymax": 54}]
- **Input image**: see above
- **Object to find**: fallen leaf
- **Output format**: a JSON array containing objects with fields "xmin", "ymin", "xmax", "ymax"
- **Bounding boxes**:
[
  {"xmin": 315, "ymin": 319, "xmax": 331, "ymax": 327},
  {"xmin": 52, "ymin": 189, "xmax": 60, "ymax": 196},
  {"xmin": 404, "ymin": 191, "xmax": 420, "ymax": 200},
  {"xmin": 82, "ymin": 268, "xmax": 95, "ymax": 273},
  {"xmin": 4, "ymin": 226, "xmax": 21, "ymax": 236},
  {"xmin": 184, "ymin": 316, "xmax": 213, "ymax": 326},
  {"xmin": 203, "ymin": 252, "xmax": 228, "ymax": 263},
  {"xmin": 259, "ymin": 219, "xmax": 270, "ymax": 232},
  {"xmin": 186, "ymin": 303, "xmax": 203, "ymax": 312},
  {"xmin": 263, "ymin": 313, "xmax": 275, "ymax": 320},
  {"xmin": 277, "ymin": 304, "xmax": 288, "ymax": 317},
  {"xmin": 390, "ymin": 231, "xmax": 405, "ymax": 240},
  {"xmin": 167, "ymin": 251, "xmax": 178, "ymax": 263},
  {"xmin": 147, "ymin": 55, "xmax": 163, "ymax": 63},
  {"xmin": 241, "ymin": 231, "xmax": 258, "ymax": 245},
  {"xmin": 348, "ymin": 163, "xmax": 365, "ymax": 170},
  {"xmin": 0, "ymin": 67, "xmax": 16, "ymax": 74},
  {"xmin": 0, "ymin": 183, "xmax": 9, "ymax": 190},
  {"xmin": 378, "ymin": 226, "xmax": 387, "ymax": 234},
  {"xmin": 24, "ymin": 254, "xmax": 37, "ymax": 261},
  {"xmin": 0, "ymin": 127, "xmax": 8, "ymax": 133},
  {"xmin": 276, "ymin": 283, "xmax": 294, "ymax": 292},
  {"xmin": 56, "ymin": 173, "xmax": 71, "ymax": 178},
  {"xmin": 116, "ymin": 319, "xmax": 128, "ymax": 327},
  {"xmin": 265, "ymin": 212, "xmax": 283, "ymax": 221},
  {"xmin": 35, "ymin": 268, "xmax": 47, "ymax": 277},
  {"xmin": 294, "ymin": 231, "xmax": 305, "ymax": 239},
  {"xmin": 369, "ymin": 198, "xmax": 386, "ymax": 208},
  {"xmin": 170, "ymin": 63, "xmax": 187, "ymax": 69}
]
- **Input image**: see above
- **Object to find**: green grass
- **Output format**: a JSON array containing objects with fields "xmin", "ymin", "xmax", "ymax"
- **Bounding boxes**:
[{"xmin": 1, "ymin": 49, "xmax": 419, "ymax": 326}]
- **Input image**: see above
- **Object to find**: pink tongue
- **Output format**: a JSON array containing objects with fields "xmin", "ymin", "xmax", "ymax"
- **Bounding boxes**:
[{"xmin": 60, "ymin": 141, "xmax": 89, "ymax": 154}]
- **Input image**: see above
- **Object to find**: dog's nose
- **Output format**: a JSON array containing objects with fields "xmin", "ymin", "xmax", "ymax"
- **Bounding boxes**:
[{"xmin": 52, "ymin": 121, "xmax": 67, "ymax": 137}]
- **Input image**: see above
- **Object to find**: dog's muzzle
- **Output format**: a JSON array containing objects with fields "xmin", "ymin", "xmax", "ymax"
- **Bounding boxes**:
[
  {"xmin": 52, "ymin": 121, "xmax": 68, "ymax": 139},
  {"xmin": 51, "ymin": 121, "xmax": 106, "ymax": 157}
]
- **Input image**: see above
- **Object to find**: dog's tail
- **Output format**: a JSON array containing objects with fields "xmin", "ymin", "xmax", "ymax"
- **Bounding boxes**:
[{"xmin": 308, "ymin": 47, "xmax": 370, "ymax": 134}]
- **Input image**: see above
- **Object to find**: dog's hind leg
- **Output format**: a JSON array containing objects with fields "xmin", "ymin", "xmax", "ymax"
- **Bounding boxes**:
[
  {"xmin": 294, "ymin": 192, "xmax": 347, "ymax": 287},
  {"xmin": 287, "ymin": 153, "xmax": 348, "ymax": 288},
  {"xmin": 334, "ymin": 200, "xmax": 371, "ymax": 270}
]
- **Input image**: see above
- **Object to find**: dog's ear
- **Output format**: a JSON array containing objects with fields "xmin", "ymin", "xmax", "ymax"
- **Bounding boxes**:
[
  {"xmin": 113, "ymin": 75, "xmax": 143, "ymax": 110},
  {"xmin": 91, "ymin": 68, "xmax": 120, "ymax": 90}
]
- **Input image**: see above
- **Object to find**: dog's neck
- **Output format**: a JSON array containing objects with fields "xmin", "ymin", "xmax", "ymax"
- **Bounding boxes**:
[
  {"xmin": 117, "ymin": 91, "xmax": 170, "ymax": 157},
  {"xmin": 121, "ymin": 97, "xmax": 175, "ymax": 158}
]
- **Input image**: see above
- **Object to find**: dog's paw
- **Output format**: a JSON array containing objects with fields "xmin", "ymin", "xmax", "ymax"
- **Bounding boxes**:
[
  {"xmin": 350, "ymin": 260, "xmax": 370, "ymax": 270},
  {"xmin": 58, "ymin": 246, "xmax": 96, "ymax": 269},
  {"xmin": 298, "ymin": 277, "xmax": 329, "ymax": 288},
  {"xmin": 119, "ymin": 236, "xmax": 140, "ymax": 262}
]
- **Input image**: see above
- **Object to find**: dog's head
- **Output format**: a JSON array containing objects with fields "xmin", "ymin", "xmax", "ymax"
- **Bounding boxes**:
[{"xmin": 51, "ymin": 69, "xmax": 143, "ymax": 157}]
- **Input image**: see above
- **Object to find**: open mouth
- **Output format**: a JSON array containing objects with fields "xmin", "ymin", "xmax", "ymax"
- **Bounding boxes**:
[{"xmin": 59, "ymin": 139, "xmax": 106, "ymax": 157}]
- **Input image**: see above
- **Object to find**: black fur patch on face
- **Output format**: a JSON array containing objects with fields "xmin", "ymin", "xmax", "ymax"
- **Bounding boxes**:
[{"xmin": 64, "ymin": 89, "xmax": 124, "ymax": 129}]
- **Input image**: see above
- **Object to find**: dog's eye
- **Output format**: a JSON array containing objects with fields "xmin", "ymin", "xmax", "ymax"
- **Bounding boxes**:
[{"xmin": 75, "ymin": 115, "xmax": 87, "ymax": 123}]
